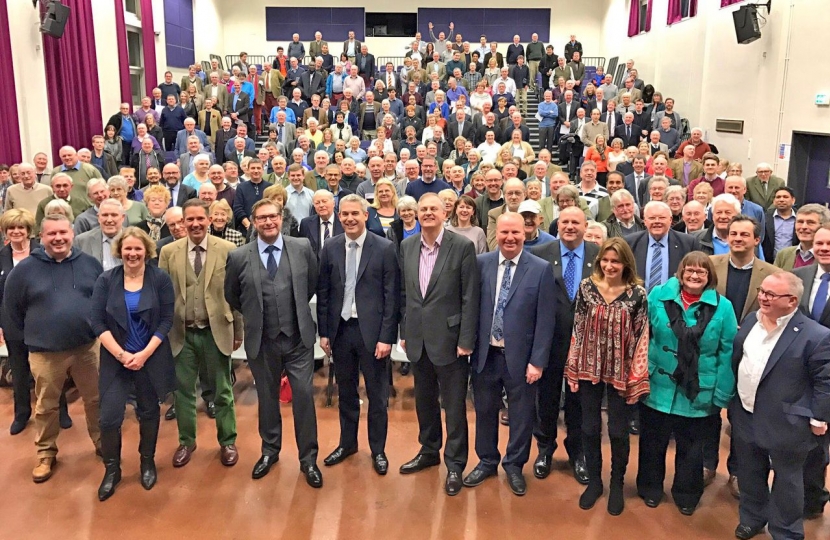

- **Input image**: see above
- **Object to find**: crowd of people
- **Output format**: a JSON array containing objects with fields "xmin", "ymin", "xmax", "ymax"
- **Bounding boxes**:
[{"xmin": 0, "ymin": 25, "xmax": 828, "ymax": 540}]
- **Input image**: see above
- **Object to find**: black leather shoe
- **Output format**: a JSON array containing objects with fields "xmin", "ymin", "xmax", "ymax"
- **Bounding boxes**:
[
  {"xmin": 499, "ymin": 408, "xmax": 509, "ymax": 426},
  {"xmin": 252, "ymin": 454, "xmax": 278, "ymax": 479},
  {"xmin": 678, "ymin": 505, "xmax": 696, "ymax": 516},
  {"xmin": 463, "ymin": 467, "xmax": 496, "ymax": 487},
  {"xmin": 804, "ymin": 506, "xmax": 825, "ymax": 520},
  {"xmin": 164, "ymin": 405, "xmax": 176, "ymax": 421},
  {"xmin": 301, "ymin": 463, "xmax": 323, "ymax": 488},
  {"xmin": 399, "ymin": 453, "xmax": 440, "ymax": 474},
  {"xmin": 323, "ymin": 446, "xmax": 357, "ymax": 467},
  {"xmin": 734, "ymin": 524, "xmax": 765, "ymax": 539},
  {"xmin": 399, "ymin": 363, "xmax": 410, "ymax": 375},
  {"xmin": 628, "ymin": 418, "xmax": 639, "ymax": 435},
  {"xmin": 570, "ymin": 457, "xmax": 589, "ymax": 485},
  {"xmin": 642, "ymin": 494, "xmax": 662, "ymax": 508},
  {"xmin": 445, "ymin": 471, "xmax": 463, "ymax": 496},
  {"xmin": 372, "ymin": 453, "xmax": 388, "ymax": 475},
  {"xmin": 533, "ymin": 455, "xmax": 551, "ymax": 479},
  {"xmin": 206, "ymin": 401, "xmax": 216, "ymax": 419},
  {"xmin": 506, "ymin": 472, "xmax": 527, "ymax": 496},
  {"xmin": 10, "ymin": 417, "xmax": 28, "ymax": 436}
]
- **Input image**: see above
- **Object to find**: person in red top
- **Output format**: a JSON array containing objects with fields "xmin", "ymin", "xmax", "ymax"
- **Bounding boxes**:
[
  {"xmin": 674, "ymin": 127, "xmax": 712, "ymax": 160},
  {"xmin": 686, "ymin": 153, "xmax": 724, "ymax": 198}
]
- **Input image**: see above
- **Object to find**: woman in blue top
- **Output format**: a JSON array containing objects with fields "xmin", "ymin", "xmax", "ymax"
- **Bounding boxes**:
[
  {"xmin": 637, "ymin": 251, "xmax": 737, "ymax": 515},
  {"xmin": 90, "ymin": 227, "xmax": 175, "ymax": 502}
]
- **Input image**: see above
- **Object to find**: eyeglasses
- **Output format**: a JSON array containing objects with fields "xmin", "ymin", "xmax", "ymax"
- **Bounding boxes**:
[
  {"xmin": 254, "ymin": 214, "xmax": 282, "ymax": 223},
  {"xmin": 683, "ymin": 268, "xmax": 709, "ymax": 277},
  {"xmin": 756, "ymin": 287, "xmax": 795, "ymax": 301}
]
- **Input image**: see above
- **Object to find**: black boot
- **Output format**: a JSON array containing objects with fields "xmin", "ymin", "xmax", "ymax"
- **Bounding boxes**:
[
  {"xmin": 139, "ymin": 420, "xmax": 160, "ymax": 490},
  {"xmin": 59, "ymin": 392, "xmax": 72, "ymax": 429},
  {"xmin": 579, "ymin": 434, "xmax": 604, "ymax": 510},
  {"xmin": 98, "ymin": 429, "xmax": 122, "ymax": 501},
  {"xmin": 608, "ymin": 436, "xmax": 630, "ymax": 516}
]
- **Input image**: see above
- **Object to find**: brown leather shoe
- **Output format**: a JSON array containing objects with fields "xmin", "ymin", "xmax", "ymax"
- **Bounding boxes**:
[
  {"xmin": 220, "ymin": 444, "xmax": 238, "ymax": 466},
  {"xmin": 172, "ymin": 444, "xmax": 196, "ymax": 468},
  {"xmin": 703, "ymin": 467, "xmax": 716, "ymax": 487},
  {"xmin": 33, "ymin": 457, "xmax": 56, "ymax": 483},
  {"xmin": 727, "ymin": 475, "xmax": 740, "ymax": 499}
]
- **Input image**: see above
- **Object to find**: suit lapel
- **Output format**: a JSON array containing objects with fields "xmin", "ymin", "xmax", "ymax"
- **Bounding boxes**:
[
  {"xmin": 175, "ymin": 241, "xmax": 188, "ymax": 303},
  {"xmin": 744, "ymin": 263, "xmax": 771, "ymax": 319},
  {"xmin": 713, "ymin": 256, "xmax": 728, "ymax": 296},
  {"xmin": 504, "ymin": 254, "xmax": 528, "ymax": 306},
  {"xmin": 799, "ymin": 266, "xmax": 818, "ymax": 312},
  {"xmin": 356, "ymin": 233, "xmax": 372, "ymax": 283},
  {"xmin": 761, "ymin": 316, "xmax": 804, "ymax": 382},
  {"xmin": 487, "ymin": 254, "xmax": 498, "ymax": 308},
  {"xmin": 203, "ymin": 237, "xmax": 219, "ymax": 290},
  {"xmin": 335, "ymin": 235, "xmax": 346, "ymax": 284},
  {"xmin": 424, "ymin": 235, "xmax": 451, "ymax": 299}
]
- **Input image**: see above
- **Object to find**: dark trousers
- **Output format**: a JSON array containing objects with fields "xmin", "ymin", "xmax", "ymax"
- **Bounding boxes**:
[
  {"xmin": 7, "ymin": 339, "xmax": 68, "ymax": 423},
  {"xmin": 804, "ymin": 434, "xmax": 830, "ymax": 513},
  {"xmin": 248, "ymin": 333, "xmax": 318, "ymax": 466},
  {"xmin": 471, "ymin": 346, "xmax": 536, "ymax": 474},
  {"xmin": 412, "ymin": 351, "xmax": 469, "ymax": 473},
  {"xmin": 99, "ymin": 366, "xmax": 160, "ymax": 430},
  {"xmin": 162, "ymin": 130, "xmax": 177, "ymax": 152},
  {"xmin": 735, "ymin": 434, "xmax": 808, "ymax": 540},
  {"xmin": 703, "ymin": 411, "xmax": 738, "ymax": 475},
  {"xmin": 539, "ymin": 126, "xmax": 556, "ymax": 154},
  {"xmin": 636, "ymin": 405, "xmax": 710, "ymax": 508},
  {"xmin": 121, "ymin": 141, "xmax": 132, "ymax": 166},
  {"xmin": 534, "ymin": 350, "xmax": 582, "ymax": 461},
  {"xmin": 332, "ymin": 318, "xmax": 389, "ymax": 455},
  {"xmin": 580, "ymin": 381, "xmax": 630, "ymax": 485}
]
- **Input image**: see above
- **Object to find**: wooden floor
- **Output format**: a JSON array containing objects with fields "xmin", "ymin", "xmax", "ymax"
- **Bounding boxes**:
[{"xmin": 0, "ymin": 364, "xmax": 827, "ymax": 540}]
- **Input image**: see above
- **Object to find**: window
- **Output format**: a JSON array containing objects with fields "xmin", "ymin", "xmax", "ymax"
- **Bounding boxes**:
[
  {"xmin": 680, "ymin": 0, "xmax": 692, "ymax": 18},
  {"xmin": 124, "ymin": 0, "xmax": 139, "ymax": 17},
  {"xmin": 127, "ymin": 27, "xmax": 144, "ymax": 107},
  {"xmin": 639, "ymin": 0, "xmax": 649, "ymax": 33},
  {"xmin": 365, "ymin": 13, "xmax": 417, "ymax": 37}
]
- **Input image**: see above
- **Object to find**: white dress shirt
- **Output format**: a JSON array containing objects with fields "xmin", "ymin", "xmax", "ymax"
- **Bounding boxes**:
[
  {"xmin": 187, "ymin": 237, "xmax": 209, "ymax": 271},
  {"xmin": 102, "ymin": 234, "xmax": 121, "ymax": 271},
  {"xmin": 491, "ymin": 251, "xmax": 521, "ymax": 347},
  {"xmin": 344, "ymin": 229, "xmax": 367, "ymax": 319},
  {"xmin": 319, "ymin": 216, "xmax": 335, "ymax": 249},
  {"xmin": 737, "ymin": 310, "xmax": 796, "ymax": 413}
]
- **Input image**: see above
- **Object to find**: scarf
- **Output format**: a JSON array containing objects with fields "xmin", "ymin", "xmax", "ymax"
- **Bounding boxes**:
[
  {"xmin": 146, "ymin": 217, "xmax": 164, "ymax": 242},
  {"xmin": 662, "ymin": 294, "xmax": 718, "ymax": 401}
]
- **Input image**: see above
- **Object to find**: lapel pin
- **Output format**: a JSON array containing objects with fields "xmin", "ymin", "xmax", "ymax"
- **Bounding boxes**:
[{"xmin": 794, "ymin": 327, "xmax": 799, "ymax": 332}]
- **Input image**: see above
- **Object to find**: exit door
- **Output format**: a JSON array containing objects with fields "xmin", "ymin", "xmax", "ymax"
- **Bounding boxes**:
[{"xmin": 789, "ymin": 132, "xmax": 830, "ymax": 205}]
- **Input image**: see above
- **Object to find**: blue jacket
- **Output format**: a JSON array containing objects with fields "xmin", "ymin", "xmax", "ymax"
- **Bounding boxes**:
[
  {"xmin": 325, "ymin": 72, "xmax": 349, "ymax": 98},
  {"xmin": 537, "ymin": 101, "xmax": 558, "ymax": 128},
  {"xmin": 644, "ymin": 278, "xmax": 738, "ymax": 417}
]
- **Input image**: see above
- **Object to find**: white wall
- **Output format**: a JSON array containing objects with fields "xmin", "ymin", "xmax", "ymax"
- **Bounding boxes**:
[
  {"xmin": 600, "ymin": 0, "xmax": 830, "ymax": 179},
  {"xmin": 218, "ymin": 0, "xmax": 607, "ymax": 60}
]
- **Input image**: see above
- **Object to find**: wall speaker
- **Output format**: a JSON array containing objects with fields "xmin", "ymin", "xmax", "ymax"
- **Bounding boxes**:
[
  {"xmin": 40, "ymin": 1, "xmax": 71, "ymax": 39},
  {"xmin": 733, "ymin": 5, "xmax": 761, "ymax": 45}
]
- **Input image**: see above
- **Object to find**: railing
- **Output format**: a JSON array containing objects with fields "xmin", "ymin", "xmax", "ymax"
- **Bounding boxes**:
[
  {"xmin": 606, "ymin": 56, "xmax": 619, "ymax": 84},
  {"xmin": 582, "ymin": 57, "xmax": 606, "ymax": 69},
  {"xmin": 614, "ymin": 63, "xmax": 628, "ymax": 87}
]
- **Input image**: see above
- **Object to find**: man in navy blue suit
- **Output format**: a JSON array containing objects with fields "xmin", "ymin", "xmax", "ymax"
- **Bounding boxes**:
[
  {"xmin": 730, "ymin": 272, "xmax": 830, "ymax": 540},
  {"xmin": 462, "ymin": 212, "xmax": 556, "ymax": 496},
  {"xmin": 298, "ymin": 190, "xmax": 343, "ymax": 258}
]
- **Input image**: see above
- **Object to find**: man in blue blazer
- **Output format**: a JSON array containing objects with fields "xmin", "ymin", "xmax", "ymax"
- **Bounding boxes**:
[
  {"xmin": 316, "ymin": 195, "xmax": 400, "ymax": 475},
  {"xmin": 463, "ymin": 212, "xmax": 556, "ymax": 496},
  {"xmin": 730, "ymin": 272, "xmax": 830, "ymax": 540}
]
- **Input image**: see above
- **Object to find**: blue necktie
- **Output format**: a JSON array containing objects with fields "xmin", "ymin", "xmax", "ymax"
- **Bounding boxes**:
[
  {"xmin": 265, "ymin": 245, "xmax": 278, "ymax": 279},
  {"xmin": 564, "ymin": 251, "xmax": 577, "ymax": 301},
  {"xmin": 648, "ymin": 242, "xmax": 663, "ymax": 292},
  {"xmin": 342, "ymin": 241, "xmax": 357, "ymax": 320},
  {"xmin": 491, "ymin": 260, "xmax": 513, "ymax": 342},
  {"xmin": 811, "ymin": 273, "xmax": 830, "ymax": 321}
]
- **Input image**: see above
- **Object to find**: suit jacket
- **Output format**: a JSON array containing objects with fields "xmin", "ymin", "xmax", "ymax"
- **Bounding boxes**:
[
  {"xmin": 299, "ymin": 70, "xmax": 326, "ymax": 101},
  {"xmin": 203, "ymin": 83, "xmax": 229, "ymax": 113},
  {"xmin": 426, "ymin": 61, "xmax": 447, "ymax": 82},
  {"xmin": 711, "ymin": 254, "xmax": 781, "ymax": 321},
  {"xmin": 226, "ymin": 149, "xmax": 257, "ymax": 166},
  {"xmin": 309, "ymin": 40, "xmax": 328, "ymax": 61},
  {"xmin": 359, "ymin": 102, "xmax": 382, "ymax": 129},
  {"xmin": 180, "ymin": 76, "xmax": 203, "ymax": 95},
  {"xmin": 342, "ymin": 40, "xmax": 363, "ymax": 55},
  {"xmin": 197, "ymin": 109, "xmax": 222, "ymax": 145},
  {"xmin": 298, "ymin": 215, "xmax": 344, "ymax": 257},
  {"xmin": 647, "ymin": 142, "xmax": 669, "ymax": 155},
  {"xmin": 168, "ymin": 182, "xmax": 197, "ymax": 207},
  {"xmin": 624, "ymin": 173, "xmax": 652, "ymax": 207},
  {"xmin": 628, "ymin": 230, "xmax": 701, "ymax": 284},
  {"xmin": 399, "ymin": 229, "xmax": 480, "ymax": 365},
  {"xmin": 746, "ymin": 175, "xmax": 786, "ymax": 209},
  {"xmin": 316, "ymin": 231, "xmax": 400, "ymax": 353},
  {"xmin": 614, "ymin": 123, "xmax": 641, "ymax": 148},
  {"xmin": 302, "ymin": 107, "xmax": 328, "ymax": 130},
  {"xmin": 90, "ymin": 264, "xmax": 175, "ymax": 399},
  {"xmin": 75, "ymin": 228, "xmax": 121, "ymax": 267},
  {"xmin": 613, "ymin": 88, "xmax": 642, "ymax": 103},
  {"xmin": 794, "ymin": 265, "xmax": 830, "ymax": 327},
  {"xmin": 174, "ymin": 129, "xmax": 210, "ymax": 156},
  {"xmin": 471, "ymin": 251, "xmax": 555, "ymax": 380},
  {"xmin": 229, "ymin": 91, "xmax": 251, "ymax": 122},
  {"xmin": 670, "ymin": 159, "xmax": 703, "ymax": 185},
  {"xmin": 730, "ymin": 310, "xmax": 830, "ymax": 452},
  {"xmin": 588, "ymin": 98, "xmax": 608, "ymax": 115},
  {"xmin": 600, "ymin": 111, "xmax": 622, "ymax": 134},
  {"xmin": 261, "ymin": 70, "xmax": 285, "ymax": 99},
  {"xmin": 213, "ymin": 128, "xmax": 237, "ymax": 163},
  {"xmin": 178, "ymin": 151, "xmax": 215, "ymax": 179},
  {"xmin": 447, "ymin": 120, "xmax": 476, "ymax": 142},
  {"xmin": 159, "ymin": 236, "xmax": 242, "ymax": 356},
  {"xmin": 557, "ymin": 101, "xmax": 579, "ymax": 123},
  {"xmin": 224, "ymin": 236, "xmax": 318, "ymax": 359},
  {"xmin": 762, "ymin": 208, "xmax": 798, "ymax": 263},
  {"xmin": 356, "ymin": 53, "xmax": 376, "ymax": 78},
  {"xmin": 483, "ymin": 52, "xmax": 504, "ymax": 69}
]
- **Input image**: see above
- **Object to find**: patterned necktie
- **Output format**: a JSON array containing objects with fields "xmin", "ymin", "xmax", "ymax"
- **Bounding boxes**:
[
  {"xmin": 341, "ymin": 241, "xmax": 357, "ymax": 320},
  {"xmin": 169, "ymin": 186, "xmax": 175, "ymax": 208},
  {"xmin": 648, "ymin": 242, "xmax": 663, "ymax": 292},
  {"xmin": 323, "ymin": 221, "xmax": 331, "ymax": 242},
  {"xmin": 265, "ymin": 245, "xmax": 278, "ymax": 279},
  {"xmin": 564, "ymin": 251, "xmax": 577, "ymax": 301},
  {"xmin": 491, "ymin": 260, "xmax": 513, "ymax": 342},
  {"xmin": 145, "ymin": 153, "xmax": 152, "ymax": 168},
  {"xmin": 193, "ymin": 245, "xmax": 204, "ymax": 276},
  {"xmin": 811, "ymin": 273, "xmax": 830, "ymax": 321}
]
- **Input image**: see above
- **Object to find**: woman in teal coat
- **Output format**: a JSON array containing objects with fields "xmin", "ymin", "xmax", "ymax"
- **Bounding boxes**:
[{"xmin": 636, "ymin": 251, "xmax": 738, "ymax": 516}]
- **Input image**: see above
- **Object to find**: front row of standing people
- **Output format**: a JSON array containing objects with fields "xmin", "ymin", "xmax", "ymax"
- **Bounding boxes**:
[{"xmin": 1, "ymin": 197, "xmax": 828, "ymax": 540}]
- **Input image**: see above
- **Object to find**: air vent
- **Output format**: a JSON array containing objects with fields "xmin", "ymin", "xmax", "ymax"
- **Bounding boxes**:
[{"xmin": 715, "ymin": 119, "xmax": 744, "ymax": 134}]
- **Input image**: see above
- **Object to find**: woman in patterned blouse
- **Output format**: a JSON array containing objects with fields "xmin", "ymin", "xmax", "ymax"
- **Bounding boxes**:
[{"xmin": 566, "ymin": 237, "xmax": 650, "ymax": 516}]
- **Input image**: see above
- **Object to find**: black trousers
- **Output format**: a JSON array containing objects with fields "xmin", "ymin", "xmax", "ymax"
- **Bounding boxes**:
[
  {"xmin": 735, "ymin": 433, "xmax": 809, "ymax": 540},
  {"xmin": 99, "ymin": 365, "xmax": 160, "ymax": 430},
  {"xmin": 7, "ymin": 339, "xmax": 68, "ymax": 423},
  {"xmin": 412, "ymin": 351, "xmax": 469, "ymax": 473},
  {"xmin": 804, "ymin": 434, "xmax": 830, "ymax": 514},
  {"xmin": 471, "ymin": 346, "xmax": 536, "ymax": 474},
  {"xmin": 703, "ymin": 410, "xmax": 738, "ymax": 475},
  {"xmin": 120, "ymin": 141, "xmax": 132, "ymax": 166},
  {"xmin": 332, "ymin": 318, "xmax": 389, "ymax": 455},
  {"xmin": 161, "ymin": 130, "xmax": 177, "ymax": 152},
  {"xmin": 534, "ymin": 350, "xmax": 582, "ymax": 461},
  {"xmin": 539, "ymin": 126, "xmax": 556, "ymax": 154},
  {"xmin": 580, "ymin": 380, "xmax": 630, "ymax": 484},
  {"xmin": 636, "ymin": 405, "xmax": 710, "ymax": 508},
  {"xmin": 247, "ymin": 333, "xmax": 318, "ymax": 466}
]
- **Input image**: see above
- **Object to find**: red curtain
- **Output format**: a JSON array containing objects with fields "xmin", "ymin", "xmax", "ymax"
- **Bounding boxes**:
[
  {"xmin": 721, "ymin": 0, "xmax": 746, "ymax": 6},
  {"xmin": 114, "ymin": 0, "xmax": 133, "ymax": 110},
  {"xmin": 668, "ymin": 0, "xmax": 698, "ymax": 25},
  {"xmin": 0, "ymin": 2, "xmax": 22, "ymax": 164},
  {"xmin": 139, "ymin": 0, "xmax": 158, "ymax": 98},
  {"xmin": 42, "ymin": 0, "xmax": 103, "ymax": 163},
  {"xmin": 628, "ymin": 0, "xmax": 654, "ymax": 37}
]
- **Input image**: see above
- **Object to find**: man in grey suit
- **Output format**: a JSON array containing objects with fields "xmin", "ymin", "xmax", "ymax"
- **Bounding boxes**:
[
  {"xmin": 73, "ymin": 198, "xmax": 124, "ymax": 271},
  {"xmin": 224, "ymin": 199, "xmax": 323, "ymax": 488},
  {"xmin": 398, "ymin": 192, "xmax": 480, "ymax": 496}
]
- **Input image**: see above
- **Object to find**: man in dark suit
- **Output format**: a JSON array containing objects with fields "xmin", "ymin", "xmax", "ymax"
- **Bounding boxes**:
[
  {"xmin": 229, "ymin": 82, "xmax": 251, "ymax": 127},
  {"xmin": 530, "ymin": 207, "xmax": 598, "ymax": 485},
  {"xmin": 298, "ymin": 190, "xmax": 342, "ymax": 257},
  {"xmin": 316, "ymin": 195, "xmax": 400, "ymax": 475},
  {"xmin": 398, "ymin": 192, "xmax": 480, "ymax": 496},
  {"xmin": 730, "ymin": 272, "xmax": 830, "ymax": 540},
  {"xmin": 792, "ymin": 225, "xmax": 830, "ymax": 520},
  {"xmin": 556, "ymin": 92, "xmax": 578, "ymax": 144},
  {"xmin": 462, "ymin": 213, "xmax": 555, "ymax": 496},
  {"xmin": 299, "ymin": 65, "xmax": 326, "ymax": 105},
  {"xmin": 601, "ymin": 101, "xmax": 622, "ymax": 139},
  {"xmin": 213, "ymin": 118, "xmax": 237, "ymax": 166},
  {"xmin": 762, "ymin": 187, "xmax": 798, "ymax": 263},
  {"xmin": 623, "ymin": 154, "xmax": 651, "ymax": 207},
  {"xmin": 224, "ymin": 199, "xmax": 323, "ymax": 488},
  {"xmin": 161, "ymin": 163, "xmax": 197, "ymax": 208},
  {"xmin": 447, "ymin": 109, "xmax": 476, "ymax": 142},
  {"xmin": 614, "ymin": 112, "xmax": 641, "ymax": 148},
  {"xmin": 225, "ymin": 137, "xmax": 257, "ymax": 167},
  {"xmin": 356, "ymin": 44, "xmax": 376, "ymax": 88}
]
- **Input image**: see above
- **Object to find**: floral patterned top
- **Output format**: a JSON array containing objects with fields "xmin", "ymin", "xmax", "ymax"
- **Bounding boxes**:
[{"xmin": 565, "ymin": 278, "xmax": 650, "ymax": 400}]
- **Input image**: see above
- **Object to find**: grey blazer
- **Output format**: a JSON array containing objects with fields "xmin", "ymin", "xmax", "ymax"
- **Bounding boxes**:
[
  {"xmin": 74, "ymin": 228, "xmax": 122, "ymax": 267},
  {"xmin": 399, "ymin": 229, "xmax": 480, "ymax": 365},
  {"xmin": 224, "ymin": 235, "xmax": 318, "ymax": 359}
]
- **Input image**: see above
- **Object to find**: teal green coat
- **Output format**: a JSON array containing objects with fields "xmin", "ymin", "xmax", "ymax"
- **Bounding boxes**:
[{"xmin": 644, "ymin": 278, "xmax": 738, "ymax": 417}]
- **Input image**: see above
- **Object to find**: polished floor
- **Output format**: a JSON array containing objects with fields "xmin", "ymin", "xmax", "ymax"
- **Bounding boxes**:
[{"xmin": 0, "ymin": 364, "xmax": 827, "ymax": 540}]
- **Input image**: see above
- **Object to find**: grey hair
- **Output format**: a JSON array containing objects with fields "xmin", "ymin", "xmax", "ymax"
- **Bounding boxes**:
[
  {"xmin": 770, "ymin": 271, "xmax": 805, "ymax": 303},
  {"xmin": 610, "ymin": 188, "xmax": 635, "ymax": 207},
  {"xmin": 340, "ymin": 193, "xmax": 369, "ymax": 211},
  {"xmin": 86, "ymin": 178, "xmax": 108, "ymax": 195},
  {"xmin": 313, "ymin": 189, "xmax": 335, "ymax": 202},
  {"xmin": 107, "ymin": 175, "xmax": 128, "ymax": 191},
  {"xmin": 797, "ymin": 203, "xmax": 830, "ymax": 224},
  {"xmin": 44, "ymin": 199, "xmax": 74, "ymax": 222},
  {"xmin": 397, "ymin": 195, "xmax": 418, "ymax": 213},
  {"xmin": 98, "ymin": 198, "xmax": 125, "ymax": 214},
  {"xmin": 586, "ymin": 221, "xmax": 608, "ymax": 241},
  {"xmin": 712, "ymin": 193, "xmax": 741, "ymax": 213}
]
